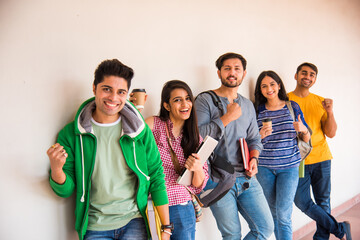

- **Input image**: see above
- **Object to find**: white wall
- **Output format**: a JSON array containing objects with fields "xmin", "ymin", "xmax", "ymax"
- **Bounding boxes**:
[{"xmin": 1, "ymin": 0, "xmax": 360, "ymax": 239}]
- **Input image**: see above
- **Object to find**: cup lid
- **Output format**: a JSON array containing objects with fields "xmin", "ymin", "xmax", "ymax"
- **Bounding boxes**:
[
  {"xmin": 262, "ymin": 118, "xmax": 272, "ymax": 122},
  {"xmin": 132, "ymin": 88, "xmax": 146, "ymax": 93}
]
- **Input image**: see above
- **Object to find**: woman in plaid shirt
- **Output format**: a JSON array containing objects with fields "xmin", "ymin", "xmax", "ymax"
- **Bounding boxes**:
[{"xmin": 146, "ymin": 80, "xmax": 209, "ymax": 240}]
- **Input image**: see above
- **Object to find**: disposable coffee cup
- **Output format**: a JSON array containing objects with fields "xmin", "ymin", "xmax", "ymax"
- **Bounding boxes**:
[
  {"xmin": 262, "ymin": 118, "xmax": 272, "ymax": 127},
  {"xmin": 131, "ymin": 89, "xmax": 146, "ymax": 109}
]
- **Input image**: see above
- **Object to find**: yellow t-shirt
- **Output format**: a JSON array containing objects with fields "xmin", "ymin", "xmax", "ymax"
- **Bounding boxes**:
[{"xmin": 288, "ymin": 92, "xmax": 332, "ymax": 165}]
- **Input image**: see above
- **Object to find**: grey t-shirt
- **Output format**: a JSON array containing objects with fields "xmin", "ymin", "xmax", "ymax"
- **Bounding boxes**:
[{"xmin": 195, "ymin": 92, "xmax": 263, "ymax": 175}]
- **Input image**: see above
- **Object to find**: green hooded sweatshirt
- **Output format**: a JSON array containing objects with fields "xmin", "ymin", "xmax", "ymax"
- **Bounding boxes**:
[{"xmin": 49, "ymin": 97, "xmax": 168, "ymax": 239}]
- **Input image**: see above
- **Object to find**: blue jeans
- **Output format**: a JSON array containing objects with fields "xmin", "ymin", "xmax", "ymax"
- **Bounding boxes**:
[
  {"xmin": 210, "ymin": 176, "xmax": 274, "ymax": 240},
  {"xmin": 294, "ymin": 160, "xmax": 345, "ymax": 239},
  {"xmin": 169, "ymin": 201, "xmax": 196, "ymax": 240},
  {"xmin": 84, "ymin": 218, "xmax": 147, "ymax": 240},
  {"xmin": 257, "ymin": 166, "xmax": 299, "ymax": 240}
]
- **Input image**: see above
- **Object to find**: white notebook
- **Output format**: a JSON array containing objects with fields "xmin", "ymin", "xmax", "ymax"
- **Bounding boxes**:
[{"xmin": 177, "ymin": 135, "xmax": 218, "ymax": 186}]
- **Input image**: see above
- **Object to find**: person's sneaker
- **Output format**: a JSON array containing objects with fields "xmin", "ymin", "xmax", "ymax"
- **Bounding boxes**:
[{"xmin": 342, "ymin": 221, "xmax": 352, "ymax": 240}]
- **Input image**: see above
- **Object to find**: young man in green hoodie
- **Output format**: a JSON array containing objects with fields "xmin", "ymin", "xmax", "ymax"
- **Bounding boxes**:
[{"xmin": 47, "ymin": 59, "xmax": 172, "ymax": 240}]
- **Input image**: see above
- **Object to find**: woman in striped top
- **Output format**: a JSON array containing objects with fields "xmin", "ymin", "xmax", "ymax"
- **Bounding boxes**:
[{"xmin": 254, "ymin": 71, "xmax": 310, "ymax": 240}]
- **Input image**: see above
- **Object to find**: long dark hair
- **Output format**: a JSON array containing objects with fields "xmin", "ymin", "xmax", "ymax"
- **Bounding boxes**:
[
  {"xmin": 254, "ymin": 71, "xmax": 288, "ymax": 113},
  {"xmin": 159, "ymin": 80, "xmax": 200, "ymax": 158}
]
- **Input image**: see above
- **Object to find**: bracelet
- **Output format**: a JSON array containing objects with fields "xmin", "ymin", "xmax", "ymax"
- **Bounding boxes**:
[
  {"xmin": 250, "ymin": 156, "xmax": 259, "ymax": 165},
  {"xmin": 161, "ymin": 223, "xmax": 174, "ymax": 231},
  {"xmin": 162, "ymin": 229, "xmax": 172, "ymax": 235}
]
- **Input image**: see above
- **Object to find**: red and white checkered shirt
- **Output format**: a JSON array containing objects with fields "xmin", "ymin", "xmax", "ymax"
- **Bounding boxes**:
[{"xmin": 152, "ymin": 117, "xmax": 209, "ymax": 206}]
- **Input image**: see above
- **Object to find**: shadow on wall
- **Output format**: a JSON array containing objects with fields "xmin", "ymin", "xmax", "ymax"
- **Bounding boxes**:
[
  {"xmin": 42, "ymin": 176, "xmax": 77, "ymax": 240},
  {"xmin": 247, "ymin": 76, "xmax": 256, "ymax": 103},
  {"xmin": 61, "ymin": 194, "xmax": 77, "ymax": 240},
  {"xmin": 46, "ymin": 78, "xmax": 90, "ymax": 240}
]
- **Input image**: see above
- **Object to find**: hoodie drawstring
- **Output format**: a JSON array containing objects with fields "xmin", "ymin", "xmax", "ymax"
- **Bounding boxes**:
[
  {"xmin": 80, "ymin": 135, "xmax": 85, "ymax": 202},
  {"xmin": 79, "ymin": 136, "xmax": 150, "ymax": 203},
  {"xmin": 133, "ymin": 141, "xmax": 150, "ymax": 181}
]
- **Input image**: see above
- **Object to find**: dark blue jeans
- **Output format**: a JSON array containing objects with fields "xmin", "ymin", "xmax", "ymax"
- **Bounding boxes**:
[
  {"xmin": 294, "ymin": 160, "xmax": 345, "ymax": 239},
  {"xmin": 84, "ymin": 218, "xmax": 147, "ymax": 240},
  {"xmin": 209, "ymin": 176, "xmax": 274, "ymax": 240},
  {"xmin": 169, "ymin": 201, "xmax": 196, "ymax": 240},
  {"xmin": 257, "ymin": 166, "xmax": 299, "ymax": 240}
]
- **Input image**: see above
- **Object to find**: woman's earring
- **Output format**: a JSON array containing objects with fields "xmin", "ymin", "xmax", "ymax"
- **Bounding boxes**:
[{"xmin": 163, "ymin": 102, "xmax": 170, "ymax": 112}]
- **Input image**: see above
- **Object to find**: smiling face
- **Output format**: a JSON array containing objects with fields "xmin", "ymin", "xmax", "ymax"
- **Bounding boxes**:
[
  {"xmin": 260, "ymin": 76, "xmax": 281, "ymax": 101},
  {"xmin": 163, "ymin": 88, "xmax": 193, "ymax": 122},
  {"xmin": 217, "ymin": 58, "xmax": 247, "ymax": 88},
  {"xmin": 92, "ymin": 75, "xmax": 128, "ymax": 123},
  {"xmin": 295, "ymin": 65, "xmax": 317, "ymax": 89}
]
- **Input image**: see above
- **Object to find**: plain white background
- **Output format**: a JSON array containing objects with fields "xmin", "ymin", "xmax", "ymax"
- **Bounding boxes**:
[{"xmin": 1, "ymin": 0, "xmax": 359, "ymax": 239}]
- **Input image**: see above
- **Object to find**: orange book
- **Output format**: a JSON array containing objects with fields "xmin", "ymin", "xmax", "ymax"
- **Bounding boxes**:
[{"xmin": 239, "ymin": 138, "xmax": 250, "ymax": 170}]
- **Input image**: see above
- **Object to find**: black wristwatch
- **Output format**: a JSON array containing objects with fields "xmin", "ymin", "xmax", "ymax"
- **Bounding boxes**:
[
  {"xmin": 250, "ymin": 156, "xmax": 259, "ymax": 165},
  {"xmin": 161, "ymin": 223, "xmax": 174, "ymax": 231}
]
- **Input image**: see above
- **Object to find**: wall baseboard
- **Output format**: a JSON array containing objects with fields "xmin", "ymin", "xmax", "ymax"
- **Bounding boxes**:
[{"xmin": 293, "ymin": 193, "xmax": 360, "ymax": 240}]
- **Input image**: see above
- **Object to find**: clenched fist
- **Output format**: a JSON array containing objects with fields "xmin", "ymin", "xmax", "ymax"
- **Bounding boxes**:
[{"xmin": 47, "ymin": 143, "xmax": 67, "ymax": 184}]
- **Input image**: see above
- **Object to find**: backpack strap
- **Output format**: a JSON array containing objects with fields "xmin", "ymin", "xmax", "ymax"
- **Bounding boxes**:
[
  {"xmin": 285, "ymin": 101, "xmax": 296, "ymax": 121},
  {"xmin": 196, "ymin": 90, "xmax": 225, "ymax": 115},
  {"xmin": 196, "ymin": 90, "xmax": 234, "ymax": 173},
  {"xmin": 194, "ymin": 90, "xmax": 241, "ymax": 207}
]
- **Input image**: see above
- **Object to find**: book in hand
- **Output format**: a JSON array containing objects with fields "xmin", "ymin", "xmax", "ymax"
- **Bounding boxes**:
[
  {"xmin": 239, "ymin": 138, "xmax": 250, "ymax": 170},
  {"xmin": 146, "ymin": 197, "xmax": 162, "ymax": 240},
  {"xmin": 177, "ymin": 135, "xmax": 218, "ymax": 186}
]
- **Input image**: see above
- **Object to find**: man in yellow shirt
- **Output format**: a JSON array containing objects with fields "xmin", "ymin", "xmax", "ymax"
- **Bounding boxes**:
[{"xmin": 288, "ymin": 62, "xmax": 351, "ymax": 240}]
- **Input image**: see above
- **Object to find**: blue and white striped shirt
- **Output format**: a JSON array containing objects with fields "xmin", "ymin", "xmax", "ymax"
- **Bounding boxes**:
[{"xmin": 257, "ymin": 101, "xmax": 309, "ymax": 169}]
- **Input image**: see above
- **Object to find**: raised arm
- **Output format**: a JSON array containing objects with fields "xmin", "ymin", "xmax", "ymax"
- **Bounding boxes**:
[
  {"xmin": 321, "ymin": 98, "xmax": 337, "ymax": 138},
  {"xmin": 47, "ymin": 143, "xmax": 67, "ymax": 184},
  {"xmin": 48, "ymin": 125, "xmax": 76, "ymax": 198},
  {"xmin": 220, "ymin": 102, "xmax": 242, "ymax": 127}
]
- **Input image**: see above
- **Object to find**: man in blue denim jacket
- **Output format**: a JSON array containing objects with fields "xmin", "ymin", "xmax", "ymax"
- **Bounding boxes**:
[{"xmin": 195, "ymin": 52, "xmax": 273, "ymax": 240}]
